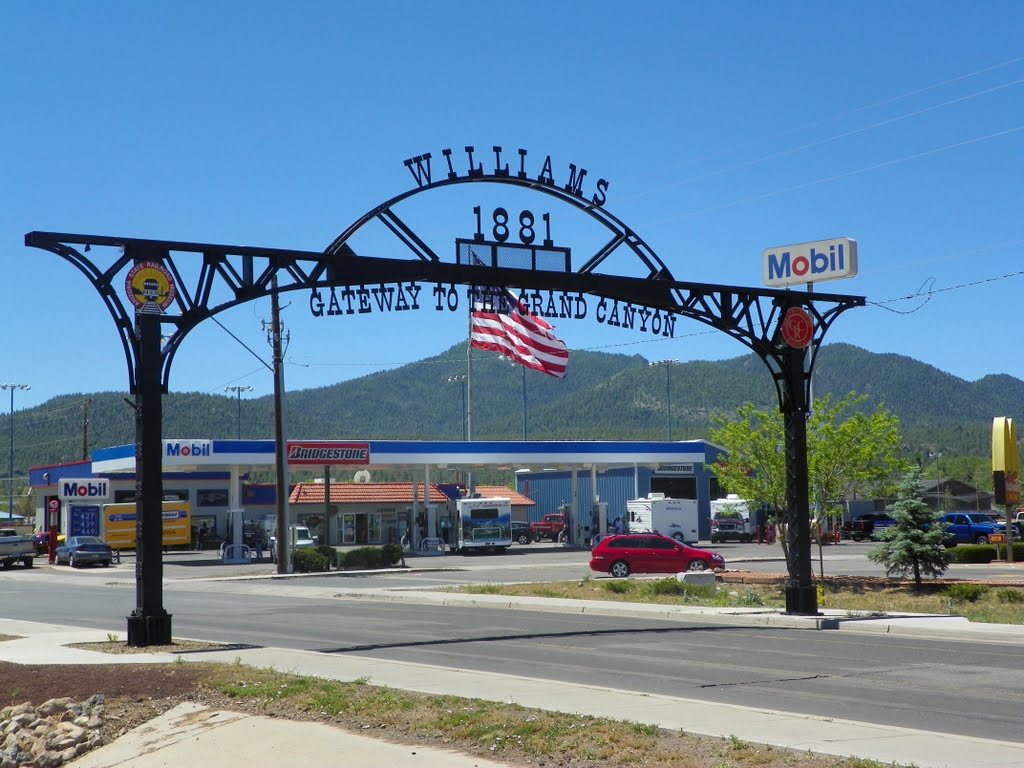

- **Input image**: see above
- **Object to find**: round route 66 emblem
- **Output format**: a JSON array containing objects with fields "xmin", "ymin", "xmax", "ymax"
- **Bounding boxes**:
[{"xmin": 780, "ymin": 307, "xmax": 813, "ymax": 348}]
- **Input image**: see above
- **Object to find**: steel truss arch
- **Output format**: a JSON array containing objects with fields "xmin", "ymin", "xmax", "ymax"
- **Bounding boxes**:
[
  {"xmin": 25, "ymin": 231, "xmax": 862, "ymax": 408},
  {"xmin": 25, "ymin": 184, "xmax": 864, "ymax": 622},
  {"xmin": 324, "ymin": 171, "xmax": 672, "ymax": 280}
]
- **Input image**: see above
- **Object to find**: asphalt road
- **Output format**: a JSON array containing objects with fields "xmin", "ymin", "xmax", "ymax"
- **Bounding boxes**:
[{"xmin": 3, "ymin": 546, "xmax": 1024, "ymax": 743}]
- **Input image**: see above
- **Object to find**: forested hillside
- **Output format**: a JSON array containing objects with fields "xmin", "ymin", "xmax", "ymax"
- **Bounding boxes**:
[{"xmin": 3, "ymin": 342, "xmax": 1020, "ymax": 492}]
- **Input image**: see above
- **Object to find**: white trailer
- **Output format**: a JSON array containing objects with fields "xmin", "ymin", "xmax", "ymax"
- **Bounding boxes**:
[{"xmin": 625, "ymin": 494, "xmax": 699, "ymax": 544}]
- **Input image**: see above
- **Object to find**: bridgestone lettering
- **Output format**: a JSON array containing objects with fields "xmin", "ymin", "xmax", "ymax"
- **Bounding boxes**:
[{"xmin": 288, "ymin": 447, "xmax": 368, "ymax": 461}]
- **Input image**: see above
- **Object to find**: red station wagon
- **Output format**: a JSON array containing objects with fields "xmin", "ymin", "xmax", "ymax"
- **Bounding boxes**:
[{"xmin": 589, "ymin": 534, "xmax": 725, "ymax": 578}]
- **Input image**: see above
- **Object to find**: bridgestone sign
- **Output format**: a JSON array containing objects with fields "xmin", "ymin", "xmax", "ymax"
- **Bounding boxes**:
[{"xmin": 286, "ymin": 442, "xmax": 370, "ymax": 465}]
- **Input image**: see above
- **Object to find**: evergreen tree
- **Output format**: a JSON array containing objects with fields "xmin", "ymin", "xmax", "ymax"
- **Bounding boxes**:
[{"xmin": 868, "ymin": 468, "xmax": 950, "ymax": 585}]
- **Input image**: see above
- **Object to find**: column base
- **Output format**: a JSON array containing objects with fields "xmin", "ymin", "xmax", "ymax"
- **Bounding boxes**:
[
  {"xmin": 126, "ymin": 610, "xmax": 173, "ymax": 647},
  {"xmin": 784, "ymin": 584, "xmax": 819, "ymax": 615}
]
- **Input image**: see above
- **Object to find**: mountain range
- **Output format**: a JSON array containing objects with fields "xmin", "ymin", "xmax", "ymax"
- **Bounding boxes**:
[{"xmin": 4, "ymin": 343, "xmax": 1020, "ymax": 487}]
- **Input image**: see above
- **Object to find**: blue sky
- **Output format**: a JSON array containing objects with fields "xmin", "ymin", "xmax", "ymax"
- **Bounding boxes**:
[{"xmin": 2, "ymin": 2, "xmax": 1022, "ymax": 413}]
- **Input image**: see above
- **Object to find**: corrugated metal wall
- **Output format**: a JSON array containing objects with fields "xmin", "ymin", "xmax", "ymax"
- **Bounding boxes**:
[
  {"xmin": 517, "ymin": 463, "xmax": 720, "ymax": 539},
  {"xmin": 516, "ymin": 467, "xmax": 646, "ymax": 524}
]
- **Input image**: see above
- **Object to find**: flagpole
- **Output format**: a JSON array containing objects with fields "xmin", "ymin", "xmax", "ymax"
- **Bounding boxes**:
[{"xmin": 466, "ymin": 292, "xmax": 474, "ymax": 494}]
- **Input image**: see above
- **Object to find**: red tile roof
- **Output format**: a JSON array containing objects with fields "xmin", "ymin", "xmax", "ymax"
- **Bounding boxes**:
[
  {"xmin": 288, "ymin": 482, "xmax": 535, "ymax": 506},
  {"xmin": 474, "ymin": 485, "xmax": 535, "ymax": 506}
]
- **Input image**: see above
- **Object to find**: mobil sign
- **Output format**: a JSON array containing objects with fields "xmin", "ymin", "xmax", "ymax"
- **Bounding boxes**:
[
  {"xmin": 58, "ymin": 479, "xmax": 111, "ymax": 501},
  {"xmin": 164, "ymin": 440, "xmax": 213, "ymax": 459},
  {"xmin": 763, "ymin": 237, "xmax": 858, "ymax": 288}
]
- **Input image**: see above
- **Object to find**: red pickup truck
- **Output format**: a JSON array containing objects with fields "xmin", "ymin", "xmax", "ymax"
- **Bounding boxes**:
[{"xmin": 529, "ymin": 514, "xmax": 567, "ymax": 542}]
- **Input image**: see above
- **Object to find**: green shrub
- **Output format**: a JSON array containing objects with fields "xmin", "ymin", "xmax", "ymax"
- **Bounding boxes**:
[
  {"xmin": 944, "ymin": 583, "xmax": 990, "ymax": 603},
  {"xmin": 341, "ymin": 546, "xmax": 391, "ymax": 570},
  {"xmin": 292, "ymin": 548, "xmax": 331, "ymax": 573},
  {"xmin": 993, "ymin": 542, "xmax": 1024, "ymax": 561},
  {"xmin": 600, "ymin": 580, "xmax": 633, "ymax": 594},
  {"xmin": 947, "ymin": 545, "xmax": 996, "ymax": 564},
  {"xmin": 736, "ymin": 588, "xmax": 764, "ymax": 606},
  {"xmin": 381, "ymin": 543, "xmax": 404, "ymax": 566},
  {"xmin": 996, "ymin": 588, "xmax": 1024, "ymax": 604},
  {"xmin": 315, "ymin": 545, "xmax": 338, "ymax": 568},
  {"xmin": 649, "ymin": 579, "xmax": 715, "ymax": 600}
]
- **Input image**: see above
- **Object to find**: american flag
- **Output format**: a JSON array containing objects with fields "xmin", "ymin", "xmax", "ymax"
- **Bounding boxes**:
[{"xmin": 469, "ymin": 284, "xmax": 569, "ymax": 379}]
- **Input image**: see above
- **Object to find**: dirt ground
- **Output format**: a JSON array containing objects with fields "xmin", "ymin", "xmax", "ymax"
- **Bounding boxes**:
[{"xmin": 1, "ymin": 650, "xmax": 888, "ymax": 768}]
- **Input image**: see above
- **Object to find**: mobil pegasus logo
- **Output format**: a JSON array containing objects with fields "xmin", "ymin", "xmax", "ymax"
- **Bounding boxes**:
[
  {"xmin": 164, "ymin": 440, "xmax": 213, "ymax": 458},
  {"xmin": 58, "ymin": 479, "xmax": 111, "ymax": 501}
]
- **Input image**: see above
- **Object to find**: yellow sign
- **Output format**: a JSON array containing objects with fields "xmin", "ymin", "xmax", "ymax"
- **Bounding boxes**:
[
  {"xmin": 124, "ymin": 261, "xmax": 176, "ymax": 313},
  {"xmin": 101, "ymin": 501, "xmax": 191, "ymax": 550},
  {"xmin": 992, "ymin": 417, "xmax": 1020, "ymax": 505}
]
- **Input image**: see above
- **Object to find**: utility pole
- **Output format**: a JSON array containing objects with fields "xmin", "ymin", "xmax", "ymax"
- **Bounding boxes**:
[
  {"xmin": 81, "ymin": 398, "xmax": 92, "ymax": 461},
  {"xmin": 266, "ymin": 277, "xmax": 291, "ymax": 574}
]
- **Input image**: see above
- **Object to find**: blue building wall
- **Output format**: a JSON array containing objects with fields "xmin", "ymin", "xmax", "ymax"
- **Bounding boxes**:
[{"xmin": 516, "ymin": 462, "xmax": 719, "ymax": 540}]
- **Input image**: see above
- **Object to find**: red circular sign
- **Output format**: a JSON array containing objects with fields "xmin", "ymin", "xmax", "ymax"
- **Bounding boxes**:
[
  {"xmin": 48, "ymin": 499, "xmax": 59, "ymax": 511},
  {"xmin": 781, "ymin": 307, "xmax": 813, "ymax": 348}
]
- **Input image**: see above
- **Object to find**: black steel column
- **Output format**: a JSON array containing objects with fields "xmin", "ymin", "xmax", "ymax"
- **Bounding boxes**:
[
  {"xmin": 780, "ymin": 347, "xmax": 817, "ymax": 615},
  {"xmin": 126, "ymin": 309, "xmax": 171, "ymax": 645}
]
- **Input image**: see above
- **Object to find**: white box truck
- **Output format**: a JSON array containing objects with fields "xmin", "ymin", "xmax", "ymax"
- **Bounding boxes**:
[
  {"xmin": 625, "ymin": 494, "xmax": 699, "ymax": 544},
  {"xmin": 454, "ymin": 497, "xmax": 512, "ymax": 554}
]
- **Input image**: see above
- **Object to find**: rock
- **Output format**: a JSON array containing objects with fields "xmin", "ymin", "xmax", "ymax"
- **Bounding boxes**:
[{"xmin": 36, "ymin": 699, "xmax": 74, "ymax": 718}]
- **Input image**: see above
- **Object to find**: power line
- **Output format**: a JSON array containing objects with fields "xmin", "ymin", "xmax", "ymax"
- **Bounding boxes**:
[
  {"xmin": 658, "ymin": 124, "xmax": 1024, "ymax": 222},
  {"xmin": 625, "ymin": 54, "xmax": 1024, "ymax": 199},
  {"xmin": 628, "ymin": 77, "xmax": 1024, "ymax": 200}
]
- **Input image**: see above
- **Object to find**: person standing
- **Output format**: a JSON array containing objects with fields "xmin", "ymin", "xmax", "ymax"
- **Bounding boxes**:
[
  {"xmin": 196, "ymin": 522, "xmax": 208, "ymax": 551},
  {"xmin": 252, "ymin": 527, "xmax": 265, "ymax": 562}
]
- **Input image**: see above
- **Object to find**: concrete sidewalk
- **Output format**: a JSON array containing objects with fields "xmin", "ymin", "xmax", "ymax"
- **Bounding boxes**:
[{"xmin": 2, "ymin": 610, "xmax": 1024, "ymax": 768}]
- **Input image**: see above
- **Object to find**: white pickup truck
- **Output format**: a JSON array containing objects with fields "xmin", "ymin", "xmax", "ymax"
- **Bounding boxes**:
[
  {"xmin": 0, "ymin": 528, "xmax": 36, "ymax": 569},
  {"xmin": 269, "ymin": 525, "xmax": 317, "ymax": 563}
]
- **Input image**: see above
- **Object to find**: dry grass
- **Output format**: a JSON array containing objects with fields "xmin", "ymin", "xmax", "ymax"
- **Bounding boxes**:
[
  {"xmin": 196, "ymin": 664, "xmax": 910, "ymax": 768},
  {"xmin": 450, "ymin": 577, "xmax": 1024, "ymax": 624}
]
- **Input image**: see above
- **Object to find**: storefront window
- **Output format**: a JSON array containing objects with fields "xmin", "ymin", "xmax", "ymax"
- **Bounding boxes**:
[
  {"xmin": 197, "ymin": 489, "xmax": 229, "ymax": 507},
  {"xmin": 342, "ymin": 514, "xmax": 355, "ymax": 545},
  {"xmin": 368, "ymin": 513, "xmax": 381, "ymax": 544}
]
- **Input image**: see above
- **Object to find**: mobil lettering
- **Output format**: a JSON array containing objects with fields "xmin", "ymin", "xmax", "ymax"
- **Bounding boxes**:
[
  {"xmin": 164, "ymin": 440, "xmax": 212, "ymax": 458},
  {"xmin": 59, "ymin": 480, "xmax": 109, "ymax": 499},
  {"xmin": 762, "ymin": 237, "xmax": 858, "ymax": 288}
]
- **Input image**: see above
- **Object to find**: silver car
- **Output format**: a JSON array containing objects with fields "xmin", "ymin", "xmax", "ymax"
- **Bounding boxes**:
[{"xmin": 55, "ymin": 536, "xmax": 113, "ymax": 568}]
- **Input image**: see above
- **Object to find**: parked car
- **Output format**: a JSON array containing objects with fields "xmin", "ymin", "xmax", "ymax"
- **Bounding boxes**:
[
  {"xmin": 842, "ymin": 513, "xmax": 894, "ymax": 541},
  {"xmin": 938, "ymin": 512, "xmax": 1012, "ymax": 545},
  {"xmin": 530, "ymin": 514, "xmax": 567, "ymax": 542},
  {"xmin": 511, "ymin": 521, "xmax": 533, "ymax": 545},
  {"xmin": 589, "ymin": 533, "xmax": 725, "ymax": 578},
  {"xmin": 269, "ymin": 525, "xmax": 317, "ymax": 563},
  {"xmin": 32, "ymin": 532, "xmax": 50, "ymax": 556},
  {"xmin": 710, "ymin": 515, "xmax": 753, "ymax": 543},
  {"xmin": 55, "ymin": 536, "xmax": 113, "ymax": 568}
]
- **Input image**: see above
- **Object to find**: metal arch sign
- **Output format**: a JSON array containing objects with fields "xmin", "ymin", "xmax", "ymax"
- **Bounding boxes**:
[{"xmin": 309, "ymin": 144, "xmax": 678, "ymax": 343}]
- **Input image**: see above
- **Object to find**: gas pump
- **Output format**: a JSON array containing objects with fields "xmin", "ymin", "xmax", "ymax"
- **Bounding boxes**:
[{"xmin": 560, "ymin": 503, "xmax": 574, "ymax": 546}]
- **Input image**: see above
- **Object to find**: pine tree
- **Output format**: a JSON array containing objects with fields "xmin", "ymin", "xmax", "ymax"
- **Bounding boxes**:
[{"xmin": 868, "ymin": 468, "xmax": 951, "ymax": 585}]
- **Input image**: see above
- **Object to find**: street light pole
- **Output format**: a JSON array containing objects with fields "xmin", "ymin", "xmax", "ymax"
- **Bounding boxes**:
[
  {"xmin": 2, "ymin": 383, "xmax": 30, "ymax": 520},
  {"xmin": 447, "ymin": 375, "xmax": 467, "ymax": 440},
  {"xmin": 649, "ymin": 361, "xmax": 678, "ymax": 442},
  {"xmin": 224, "ymin": 386, "xmax": 253, "ymax": 439},
  {"xmin": 928, "ymin": 451, "xmax": 943, "ymax": 511},
  {"xmin": 521, "ymin": 364, "xmax": 527, "ymax": 441}
]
